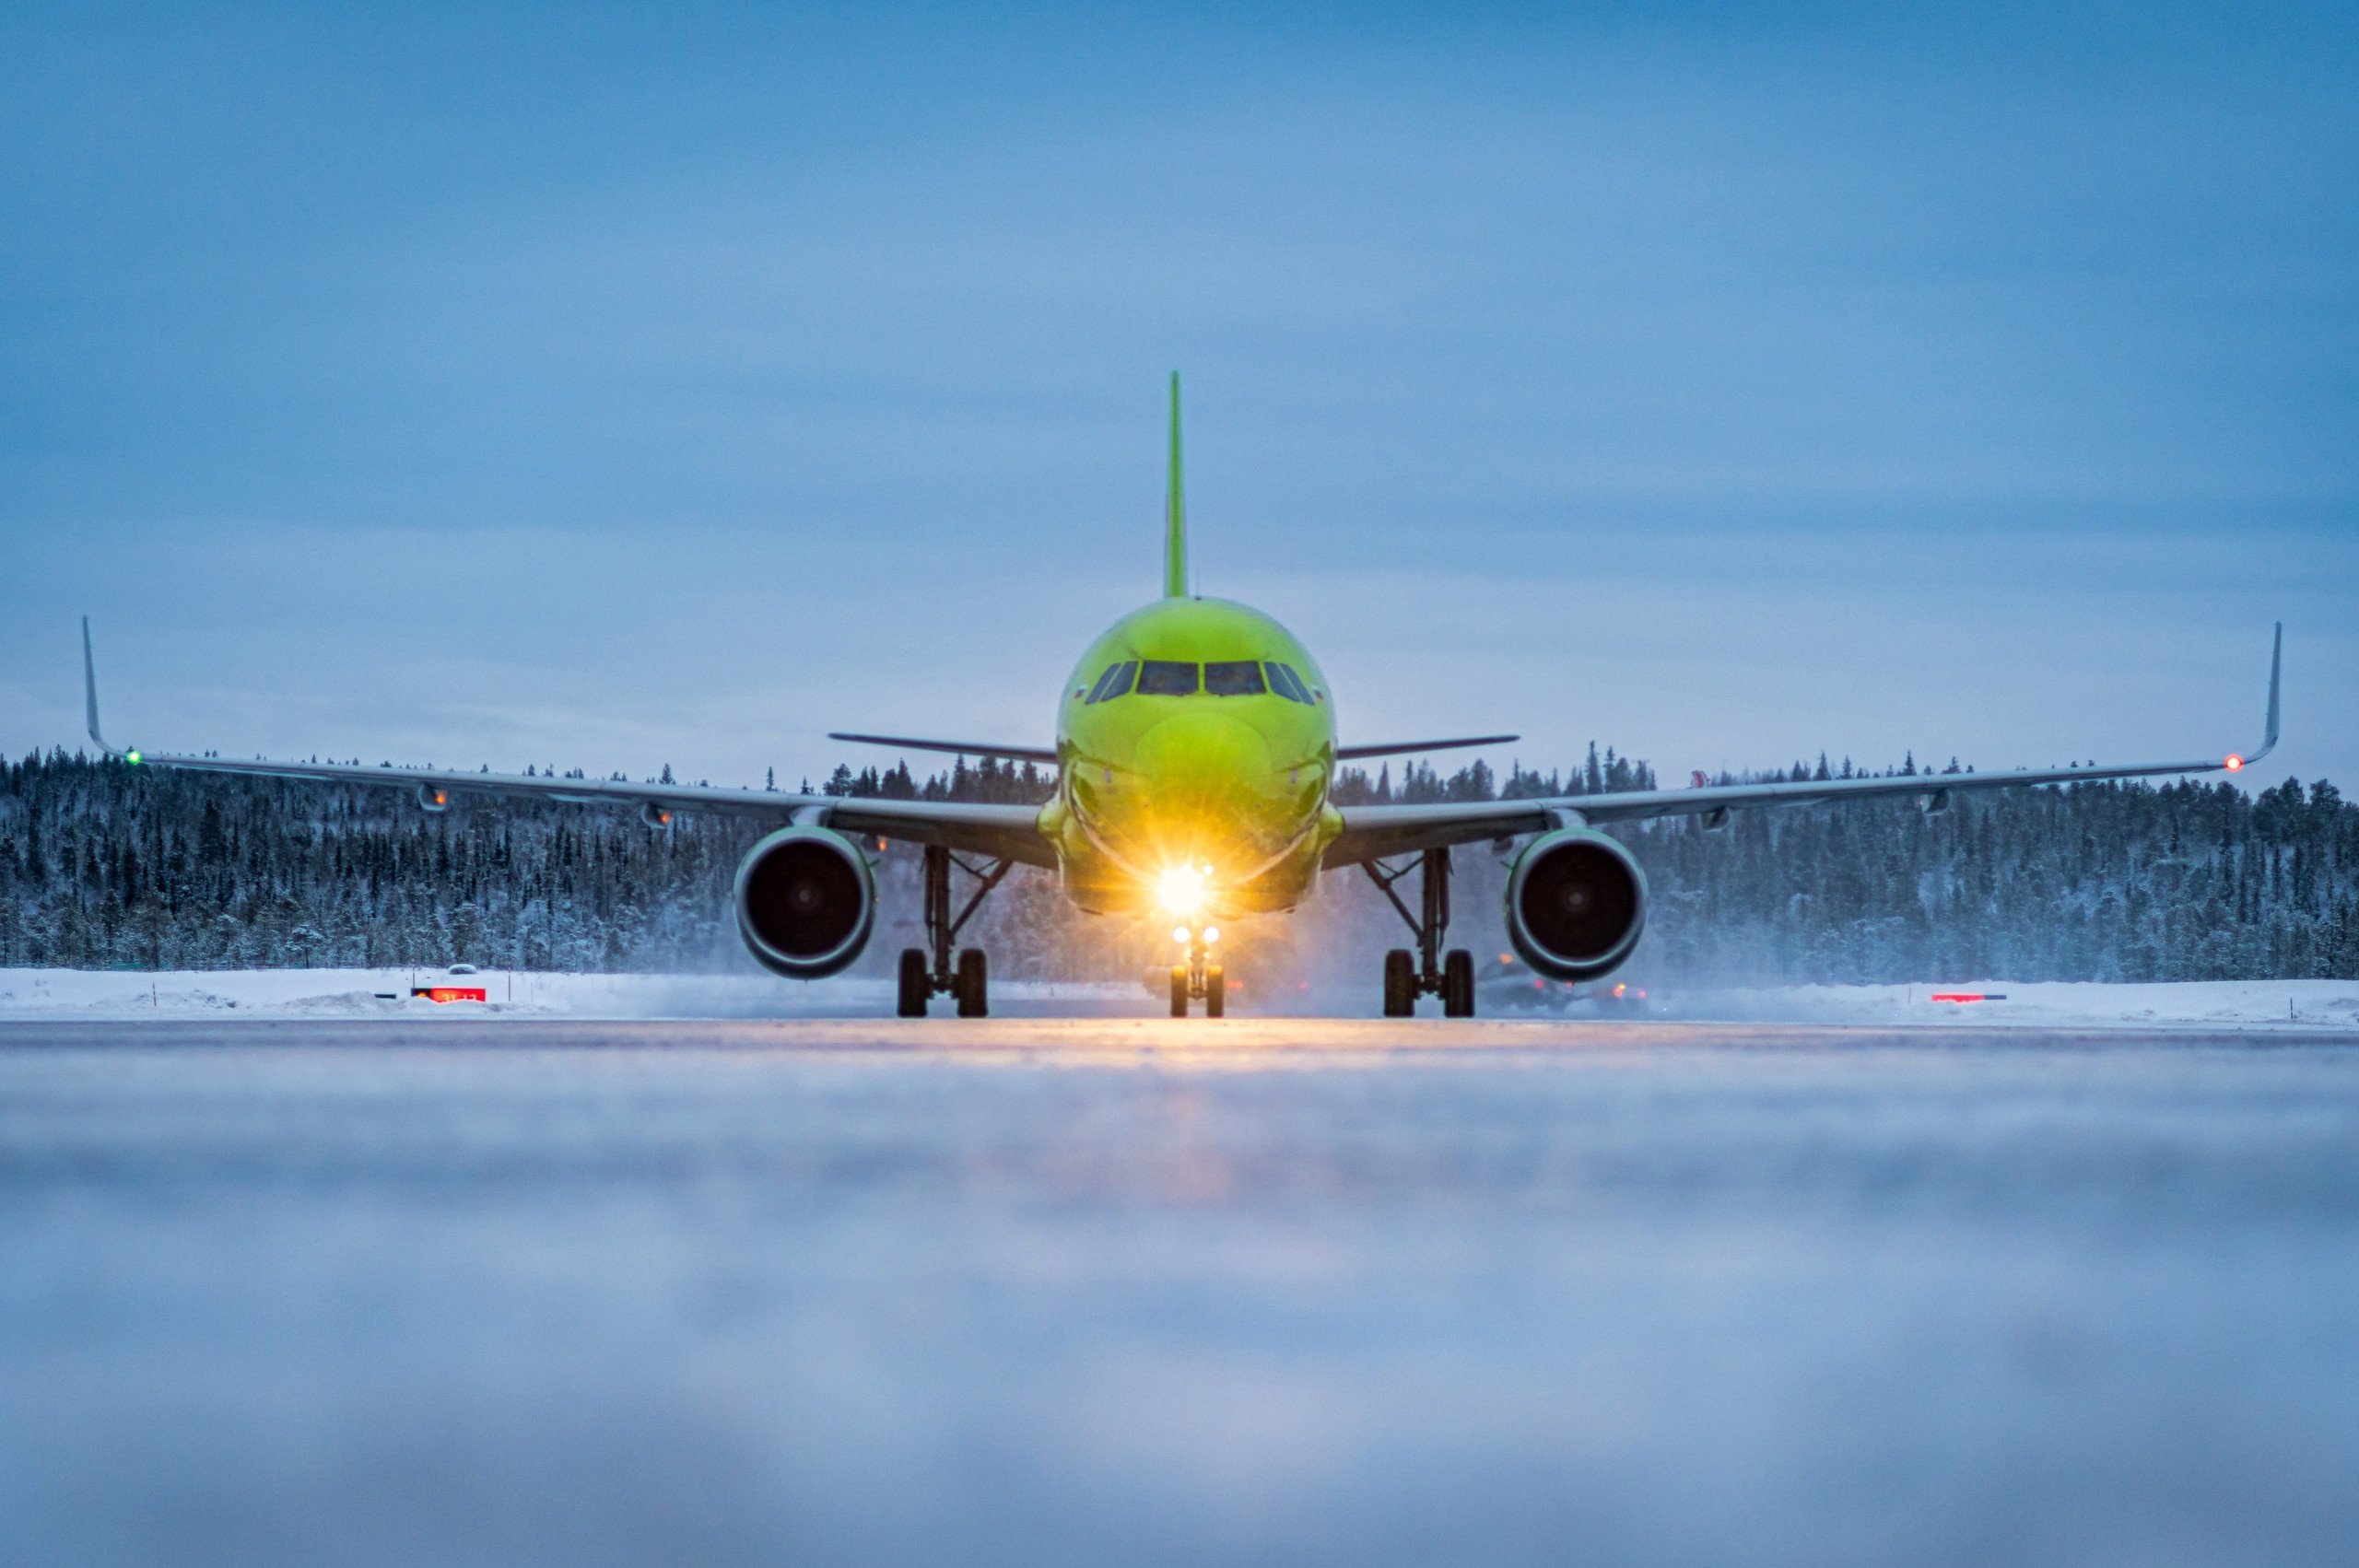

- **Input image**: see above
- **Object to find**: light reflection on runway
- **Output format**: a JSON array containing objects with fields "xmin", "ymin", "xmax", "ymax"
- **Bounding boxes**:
[{"xmin": 3, "ymin": 1019, "xmax": 2356, "ymax": 1567}]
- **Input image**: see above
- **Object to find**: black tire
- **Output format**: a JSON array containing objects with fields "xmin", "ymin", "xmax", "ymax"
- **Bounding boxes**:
[
  {"xmin": 1443, "ymin": 948, "xmax": 1475, "ymax": 1018},
  {"xmin": 1170, "ymin": 965, "xmax": 1190, "ymax": 1017},
  {"xmin": 1204, "ymin": 965, "xmax": 1225, "ymax": 1017},
  {"xmin": 1382, "ymin": 949, "xmax": 1415, "ymax": 1017},
  {"xmin": 897, "ymin": 948, "xmax": 930, "ymax": 1018},
  {"xmin": 956, "ymin": 947, "xmax": 988, "ymax": 1018}
]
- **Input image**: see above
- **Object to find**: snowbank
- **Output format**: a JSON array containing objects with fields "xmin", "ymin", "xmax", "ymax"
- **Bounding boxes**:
[
  {"xmin": 0, "ymin": 968, "xmax": 2353, "ymax": 1028},
  {"xmin": 1663, "ymin": 977, "xmax": 2359, "ymax": 1030},
  {"xmin": 0, "ymin": 968, "xmax": 1140, "ymax": 1021}
]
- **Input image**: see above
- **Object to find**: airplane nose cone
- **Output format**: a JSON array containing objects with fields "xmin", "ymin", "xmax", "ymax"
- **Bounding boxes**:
[
  {"xmin": 1134, "ymin": 710, "xmax": 1274, "ymax": 810},
  {"xmin": 1122, "ymin": 710, "xmax": 1283, "ymax": 871}
]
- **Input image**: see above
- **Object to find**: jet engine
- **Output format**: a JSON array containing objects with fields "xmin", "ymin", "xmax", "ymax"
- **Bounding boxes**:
[
  {"xmin": 734, "ymin": 826, "xmax": 875, "ymax": 978},
  {"xmin": 1503, "ymin": 828, "xmax": 1647, "ymax": 982}
]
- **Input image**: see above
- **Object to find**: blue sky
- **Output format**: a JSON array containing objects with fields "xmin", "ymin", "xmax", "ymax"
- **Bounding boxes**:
[{"xmin": 5, "ymin": 4, "xmax": 2352, "ymax": 790}]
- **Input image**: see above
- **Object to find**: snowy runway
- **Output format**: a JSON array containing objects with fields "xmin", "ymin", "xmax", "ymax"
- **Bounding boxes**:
[{"xmin": 4, "ymin": 1017, "xmax": 2357, "ymax": 1566}]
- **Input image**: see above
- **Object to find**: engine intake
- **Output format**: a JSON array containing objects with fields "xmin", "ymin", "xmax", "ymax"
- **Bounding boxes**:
[
  {"xmin": 1504, "ymin": 828, "xmax": 1647, "ymax": 981},
  {"xmin": 734, "ymin": 826, "xmax": 874, "ymax": 978}
]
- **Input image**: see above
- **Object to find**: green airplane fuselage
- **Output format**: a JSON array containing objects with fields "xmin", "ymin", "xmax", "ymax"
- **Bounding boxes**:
[{"xmin": 1039, "ymin": 595, "xmax": 1343, "ymax": 916}]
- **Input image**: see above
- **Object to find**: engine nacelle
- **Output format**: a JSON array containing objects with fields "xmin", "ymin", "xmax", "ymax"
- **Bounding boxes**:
[
  {"xmin": 1504, "ymin": 828, "xmax": 1648, "ymax": 982},
  {"xmin": 733, "ymin": 826, "xmax": 874, "ymax": 979}
]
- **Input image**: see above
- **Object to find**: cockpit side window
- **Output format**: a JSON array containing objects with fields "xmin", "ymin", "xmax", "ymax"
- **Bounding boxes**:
[
  {"xmin": 1135, "ymin": 660, "xmax": 1199, "ymax": 696},
  {"xmin": 1203, "ymin": 661, "xmax": 1267, "ymax": 696},
  {"xmin": 1084, "ymin": 661, "xmax": 1138, "ymax": 704},
  {"xmin": 1266, "ymin": 662, "xmax": 1314, "ymax": 704}
]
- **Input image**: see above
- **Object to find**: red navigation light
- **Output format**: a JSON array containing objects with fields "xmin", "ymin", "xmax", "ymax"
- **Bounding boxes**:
[{"xmin": 2224, "ymin": 755, "xmax": 2245, "ymax": 771}]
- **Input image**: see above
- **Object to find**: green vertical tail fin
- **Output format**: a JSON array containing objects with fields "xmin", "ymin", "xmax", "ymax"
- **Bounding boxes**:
[{"xmin": 1163, "ymin": 371, "xmax": 1188, "ymax": 598}]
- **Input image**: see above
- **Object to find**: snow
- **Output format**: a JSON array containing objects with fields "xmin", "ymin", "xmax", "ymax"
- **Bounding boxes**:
[
  {"xmin": 1, "ymin": 967, "xmax": 2353, "ymax": 1028},
  {"xmin": 1666, "ymin": 977, "xmax": 2359, "ymax": 1030},
  {"xmin": 0, "ymin": 967, "xmax": 1138, "ymax": 1019}
]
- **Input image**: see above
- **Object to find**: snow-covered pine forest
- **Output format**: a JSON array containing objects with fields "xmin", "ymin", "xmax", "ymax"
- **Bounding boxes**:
[{"xmin": 2, "ymin": 747, "xmax": 2353, "ymax": 983}]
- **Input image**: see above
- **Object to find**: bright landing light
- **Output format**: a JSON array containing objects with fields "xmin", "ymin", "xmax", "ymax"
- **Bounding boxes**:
[{"xmin": 1157, "ymin": 863, "xmax": 1208, "ymax": 917}]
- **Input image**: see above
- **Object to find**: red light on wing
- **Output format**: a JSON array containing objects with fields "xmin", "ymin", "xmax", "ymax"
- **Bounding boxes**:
[{"xmin": 2224, "ymin": 755, "xmax": 2244, "ymax": 771}]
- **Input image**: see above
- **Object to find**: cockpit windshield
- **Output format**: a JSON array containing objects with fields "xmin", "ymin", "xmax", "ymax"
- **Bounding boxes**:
[
  {"xmin": 1083, "ymin": 661, "xmax": 1137, "ymax": 704},
  {"xmin": 1265, "ymin": 662, "xmax": 1315, "ymax": 704},
  {"xmin": 1203, "ymin": 661, "xmax": 1267, "ymax": 696},
  {"xmin": 1135, "ymin": 660, "xmax": 1200, "ymax": 696}
]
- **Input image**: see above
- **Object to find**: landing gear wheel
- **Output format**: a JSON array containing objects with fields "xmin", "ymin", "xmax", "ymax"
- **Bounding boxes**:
[
  {"xmin": 1204, "ymin": 965, "xmax": 1225, "ymax": 1018},
  {"xmin": 1382, "ymin": 949, "xmax": 1415, "ymax": 1017},
  {"xmin": 955, "ymin": 947, "xmax": 988, "ymax": 1018},
  {"xmin": 1170, "ymin": 965, "xmax": 1191, "ymax": 1017},
  {"xmin": 897, "ymin": 948, "xmax": 930, "ymax": 1017},
  {"xmin": 1443, "ymin": 948, "xmax": 1475, "ymax": 1018}
]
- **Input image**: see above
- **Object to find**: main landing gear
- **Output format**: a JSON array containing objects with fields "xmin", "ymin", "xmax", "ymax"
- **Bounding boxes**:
[
  {"xmin": 1364, "ymin": 848, "xmax": 1476, "ymax": 1018},
  {"xmin": 898, "ymin": 845, "xmax": 1012, "ymax": 1018},
  {"xmin": 1168, "ymin": 927, "xmax": 1226, "ymax": 1018}
]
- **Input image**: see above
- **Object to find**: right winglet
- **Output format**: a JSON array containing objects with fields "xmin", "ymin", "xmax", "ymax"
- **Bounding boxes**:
[
  {"xmin": 80, "ymin": 616, "xmax": 125, "ymax": 759},
  {"xmin": 2228, "ymin": 621, "xmax": 2283, "ymax": 772},
  {"xmin": 2262, "ymin": 621, "xmax": 2282, "ymax": 756}
]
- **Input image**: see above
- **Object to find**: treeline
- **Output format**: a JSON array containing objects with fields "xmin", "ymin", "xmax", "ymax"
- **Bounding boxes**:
[{"xmin": 1, "ymin": 748, "xmax": 2353, "ymax": 983}]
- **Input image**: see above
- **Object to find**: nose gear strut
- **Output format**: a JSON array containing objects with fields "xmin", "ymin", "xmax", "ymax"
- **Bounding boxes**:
[{"xmin": 1168, "ymin": 931, "xmax": 1226, "ymax": 1018}]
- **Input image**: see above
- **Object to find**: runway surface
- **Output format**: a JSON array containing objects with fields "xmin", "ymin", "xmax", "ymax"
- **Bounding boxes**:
[{"xmin": 5, "ymin": 1017, "xmax": 2357, "ymax": 1567}]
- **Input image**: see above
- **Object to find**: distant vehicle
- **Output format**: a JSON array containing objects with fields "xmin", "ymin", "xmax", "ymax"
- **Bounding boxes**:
[
  {"xmin": 447, "ymin": 964, "xmax": 478, "ymax": 976},
  {"xmin": 77, "ymin": 379, "xmax": 2281, "ymax": 1020}
]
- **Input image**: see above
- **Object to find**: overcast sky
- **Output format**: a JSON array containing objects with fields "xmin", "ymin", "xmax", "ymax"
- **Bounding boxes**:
[{"xmin": 5, "ymin": 4, "xmax": 2352, "ymax": 792}]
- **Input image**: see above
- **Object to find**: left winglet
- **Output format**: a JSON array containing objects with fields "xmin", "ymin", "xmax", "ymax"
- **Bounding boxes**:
[{"xmin": 81, "ymin": 617, "xmax": 131, "ymax": 760}]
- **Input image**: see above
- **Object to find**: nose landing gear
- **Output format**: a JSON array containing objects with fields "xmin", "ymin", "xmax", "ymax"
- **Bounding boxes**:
[
  {"xmin": 1365, "ymin": 848, "xmax": 1476, "ymax": 1018},
  {"xmin": 897, "ymin": 845, "xmax": 1012, "ymax": 1017},
  {"xmin": 1168, "ymin": 930, "xmax": 1226, "ymax": 1017}
]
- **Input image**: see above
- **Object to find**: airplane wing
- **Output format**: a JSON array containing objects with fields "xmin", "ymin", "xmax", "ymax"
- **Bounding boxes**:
[
  {"xmin": 1326, "ymin": 626, "xmax": 2283, "ymax": 868},
  {"xmin": 80, "ymin": 623, "xmax": 1056, "ymax": 868}
]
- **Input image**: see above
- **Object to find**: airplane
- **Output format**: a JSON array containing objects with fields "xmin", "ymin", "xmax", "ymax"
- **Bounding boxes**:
[{"xmin": 77, "ymin": 374, "xmax": 2283, "ymax": 1020}]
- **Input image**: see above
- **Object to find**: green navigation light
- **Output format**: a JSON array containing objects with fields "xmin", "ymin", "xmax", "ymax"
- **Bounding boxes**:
[{"xmin": 125, "ymin": 750, "xmax": 141, "ymax": 765}]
